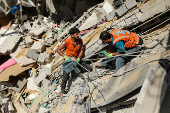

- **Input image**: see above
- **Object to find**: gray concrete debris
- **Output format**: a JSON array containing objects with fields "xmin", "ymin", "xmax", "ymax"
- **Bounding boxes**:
[
  {"xmin": 25, "ymin": 49, "xmax": 39, "ymax": 60},
  {"xmin": 106, "ymin": 12, "xmax": 115, "ymax": 21},
  {"xmin": 0, "ymin": 33, "xmax": 21, "ymax": 54},
  {"xmin": 28, "ymin": 26, "xmax": 48, "ymax": 38},
  {"xmin": 139, "ymin": 0, "xmax": 170, "ymax": 22},
  {"xmin": 38, "ymin": 52, "xmax": 46, "ymax": 64},
  {"xmin": 31, "ymin": 41, "xmax": 44, "ymax": 52},
  {"xmin": 39, "ymin": 67, "xmax": 52, "ymax": 75},
  {"xmin": 2, "ymin": 98, "xmax": 9, "ymax": 104},
  {"xmin": 125, "ymin": 0, "xmax": 137, "ymax": 10},
  {"xmin": 46, "ymin": 31, "xmax": 53, "ymax": 38},
  {"xmin": 20, "ymin": 22, "xmax": 31, "ymax": 31},
  {"xmin": 34, "ymin": 72, "xmax": 47, "ymax": 85},
  {"xmin": 24, "ymin": 36, "xmax": 33, "ymax": 47},
  {"xmin": 116, "ymin": 4, "xmax": 128, "ymax": 17}
]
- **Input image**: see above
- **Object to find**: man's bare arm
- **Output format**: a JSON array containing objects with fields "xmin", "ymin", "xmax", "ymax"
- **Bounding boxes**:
[
  {"xmin": 56, "ymin": 46, "xmax": 65, "ymax": 57},
  {"xmin": 78, "ymin": 48, "xmax": 83, "ymax": 58}
]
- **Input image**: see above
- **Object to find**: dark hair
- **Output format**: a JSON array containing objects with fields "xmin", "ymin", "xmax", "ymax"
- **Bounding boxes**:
[
  {"xmin": 99, "ymin": 31, "xmax": 111, "ymax": 40},
  {"xmin": 69, "ymin": 27, "xmax": 80, "ymax": 35}
]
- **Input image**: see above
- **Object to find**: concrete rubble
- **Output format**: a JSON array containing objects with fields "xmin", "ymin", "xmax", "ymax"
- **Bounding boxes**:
[{"xmin": 0, "ymin": 0, "xmax": 170, "ymax": 113}]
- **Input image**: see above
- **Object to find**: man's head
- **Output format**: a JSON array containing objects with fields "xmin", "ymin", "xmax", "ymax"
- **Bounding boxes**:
[
  {"xmin": 99, "ymin": 31, "xmax": 112, "ymax": 44},
  {"xmin": 69, "ymin": 28, "xmax": 80, "ymax": 41}
]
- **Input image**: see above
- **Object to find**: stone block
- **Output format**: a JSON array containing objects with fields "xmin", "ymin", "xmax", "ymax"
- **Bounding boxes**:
[
  {"xmin": 116, "ymin": 4, "xmax": 128, "ymax": 17},
  {"xmin": 34, "ymin": 72, "xmax": 47, "ymax": 85},
  {"xmin": 38, "ymin": 52, "xmax": 46, "ymax": 64},
  {"xmin": 28, "ymin": 26, "xmax": 48, "ymax": 38},
  {"xmin": 25, "ymin": 49, "xmax": 39, "ymax": 60},
  {"xmin": 106, "ymin": 12, "xmax": 115, "ymax": 21},
  {"xmin": 24, "ymin": 36, "xmax": 33, "ymax": 47},
  {"xmin": 106, "ymin": 14, "xmax": 113, "ymax": 21},
  {"xmin": 20, "ymin": 22, "xmax": 31, "ymax": 31},
  {"xmin": 0, "ymin": 33, "xmax": 21, "ymax": 54},
  {"xmin": 39, "ymin": 67, "xmax": 52, "ymax": 75},
  {"xmin": 46, "ymin": 38, "xmax": 53, "ymax": 45},
  {"xmin": 31, "ymin": 41, "xmax": 44, "ymax": 52},
  {"xmin": 125, "ymin": 0, "xmax": 137, "ymax": 10}
]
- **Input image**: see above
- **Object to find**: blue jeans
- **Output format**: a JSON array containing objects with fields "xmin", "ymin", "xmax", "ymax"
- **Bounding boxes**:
[{"xmin": 100, "ymin": 46, "xmax": 141, "ymax": 73}]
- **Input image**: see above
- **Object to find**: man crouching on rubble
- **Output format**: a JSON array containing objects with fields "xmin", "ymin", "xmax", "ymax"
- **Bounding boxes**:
[
  {"xmin": 99, "ymin": 29, "xmax": 143, "ymax": 73},
  {"xmin": 56, "ymin": 27, "xmax": 92, "ymax": 97}
]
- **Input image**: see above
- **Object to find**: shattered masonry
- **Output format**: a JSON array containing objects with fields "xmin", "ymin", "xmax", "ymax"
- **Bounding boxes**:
[{"xmin": 0, "ymin": 0, "xmax": 170, "ymax": 113}]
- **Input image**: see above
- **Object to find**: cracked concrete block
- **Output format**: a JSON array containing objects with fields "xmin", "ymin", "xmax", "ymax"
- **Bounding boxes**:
[
  {"xmin": 20, "ymin": 22, "xmax": 31, "ymax": 31},
  {"xmin": 31, "ymin": 41, "xmax": 44, "ymax": 52},
  {"xmin": 125, "ymin": 0, "xmax": 137, "ymax": 10},
  {"xmin": 34, "ymin": 72, "xmax": 47, "ymax": 85},
  {"xmin": 79, "ymin": 13, "xmax": 100, "ymax": 31},
  {"xmin": 39, "ymin": 67, "xmax": 52, "ymax": 75},
  {"xmin": 46, "ymin": 32, "xmax": 53, "ymax": 38},
  {"xmin": 27, "ymin": 78, "xmax": 40, "ymax": 92},
  {"xmin": 116, "ymin": 4, "xmax": 128, "ymax": 17},
  {"xmin": 106, "ymin": 12, "xmax": 115, "ymax": 21},
  {"xmin": 28, "ymin": 26, "xmax": 48, "ymax": 38},
  {"xmin": 0, "ymin": 33, "xmax": 21, "ymax": 54},
  {"xmin": 38, "ymin": 52, "xmax": 46, "ymax": 64},
  {"xmin": 47, "ymin": 38, "xmax": 53, "ymax": 44},
  {"xmin": 24, "ymin": 36, "xmax": 33, "ymax": 47},
  {"xmin": 25, "ymin": 49, "xmax": 39, "ymax": 60}
]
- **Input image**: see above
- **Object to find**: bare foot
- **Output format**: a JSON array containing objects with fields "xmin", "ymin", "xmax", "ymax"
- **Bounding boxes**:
[{"xmin": 60, "ymin": 93, "xmax": 64, "ymax": 97}]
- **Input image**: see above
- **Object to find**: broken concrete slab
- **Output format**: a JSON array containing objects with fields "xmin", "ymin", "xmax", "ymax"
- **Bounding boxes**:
[
  {"xmin": 38, "ymin": 52, "xmax": 46, "ymax": 64},
  {"xmin": 31, "ymin": 41, "xmax": 44, "ymax": 52},
  {"xmin": 34, "ymin": 72, "xmax": 47, "ymax": 85},
  {"xmin": 39, "ymin": 67, "xmax": 52, "ymax": 75},
  {"xmin": 20, "ymin": 22, "xmax": 31, "ymax": 31},
  {"xmin": 24, "ymin": 36, "xmax": 33, "ymax": 47},
  {"xmin": 139, "ymin": 0, "xmax": 170, "ymax": 22},
  {"xmin": 0, "ymin": 33, "xmax": 21, "ymax": 54},
  {"xmin": 103, "ymin": 1, "xmax": 115, "ymax": 14},
  {"xmin": 79, "ymin": 13, "xmax": 100, "ymax": 31},
  {"xmin": 132, "ymin": 65, "xmax": 167, "ymax": 113},
  {"xmin": 125, "ymin": 0, "xmax": 137, "ymax": 10},
  {"xmin": 27, "ymin": 78, "xmax": 40, "ymax": 93},
  {"xmin": 25, "ymin": 49, "xmax": 39, "ymax": 60},
  {"xmin": 28, "ymin": 26, "xmax": 48, "ymax": 38},
  {"xmin": 106, "ymin": 12, "xmax": 115, "ymax": 21},
  {"xmin": 116, "ymin": 4, "xmax": 128, "ymax": 17}
]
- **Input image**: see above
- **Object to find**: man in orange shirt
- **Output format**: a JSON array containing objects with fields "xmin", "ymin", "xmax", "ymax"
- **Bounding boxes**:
[{"xmin": 56, "ymin": 28, "xmax": 92, "ymax": 97}]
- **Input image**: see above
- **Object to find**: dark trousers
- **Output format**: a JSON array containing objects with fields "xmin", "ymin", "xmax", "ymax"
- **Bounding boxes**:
[{"xmin": 61, "ymin": 61, "xmax": 92, "ymax": 93}]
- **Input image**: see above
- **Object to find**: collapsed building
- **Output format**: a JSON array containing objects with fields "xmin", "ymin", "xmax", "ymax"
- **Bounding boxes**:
[{"xmin": 0, "ymin": 0, "xmax": 170, "ymax": 113}]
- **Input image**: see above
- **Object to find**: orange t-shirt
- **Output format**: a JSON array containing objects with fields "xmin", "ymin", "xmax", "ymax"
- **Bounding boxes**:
[{"xmin": 59, "ymin": 37, "xmax": 84, "ymax": 57}]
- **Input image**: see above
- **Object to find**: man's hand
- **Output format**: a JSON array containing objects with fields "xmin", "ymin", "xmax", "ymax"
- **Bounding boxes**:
[
  {"xmin": 106, "ymin": 53, "xmax": 112, "ymax": 58},
  {"xmin": 99, "ymin": 50, "xmax": 108, "ymax": 57},
  {"xmin": 74, "ymin": 58, "xmax": 80, "ymax": 67},
  {"xmin": 64, "ymin": 55, "xmax": 70, "ymax": 62}
]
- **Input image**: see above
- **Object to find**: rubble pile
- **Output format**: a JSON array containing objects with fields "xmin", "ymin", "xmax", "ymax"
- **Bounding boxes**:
[{"xmin": 0, "ymin": 0, "xmax": 170, "ymax": 113}]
